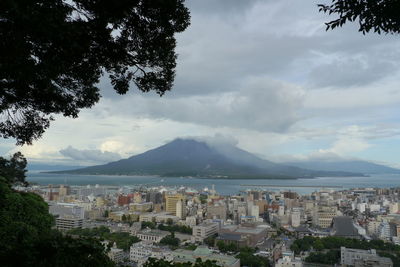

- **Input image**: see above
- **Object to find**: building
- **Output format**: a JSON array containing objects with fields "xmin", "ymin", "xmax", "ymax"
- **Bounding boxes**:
[
  {"xmin": 275, "ymin": 251, "xmax": 303, "ymax": 267},
  {"xmin": 49, "ymin": 202, "xmax": 84, "ymax": 230},
  {"xmin": 108, "ymin": 244, "xmax": 125, "ymax": 263},
  {"xmin": 176, "ymin": 199, "xmax": 186, "ymax": 219},
  {"xmin": 130, "ymin": 202, "xmax": 153, "ymax": 212},
  {"xmin": 117, "ymin": 194, "xmax": 133, "ymax": 206},
  {"xmin": 207, "ymin": 204, "xmax": 227, "ymax": 220},
  {"xmin": 192, "ymin": 222, "xmax": 219, "ymax": 242},
  {"xmin": 130, "ymin": 242, "xmax": 172, "ymax": 267},
  {"xmin": 58, "ymin": 185, "xmax": 71, "ymax": 197},
  {"xmin": 165, "ymin": 194, "xmax": 185, "ymax": 214},
  {"xmin": 330, "ymin": 216, "xmax": 360, "ymax": 239},
  {"xmin": 218, "ymin": 225, "xmax": 267, "ymax": 247},
  {"xmin": 340, "ymin": 247, "xmax": 392, "ymax": 267},
  {"xmin": 146, "ymin": 192, "xmax": 163, "ymax": 204},
  {"xmin": 172, "ymin": 246, "xmax": 240, "ymax": 267},
  {"xmin": 291, "ymin": 210, "xmax": 301, "ymax": 228},
  {"xmin": 139, "ymin": 212, "xmax": 180, "ymax": 224},
  {"xmin": 312, "ymin": 206, "xmax": 337, "ymax": 228},
  {"xmin": 49, "ymin": 202, "xmax": 85, "ymax": 219},
  {"xmin": 137, "ymin": 229, "xmax": 169, "ymax": 244},
  {"xmin": 55, "ymin": 216, "xmax": 83, "ymax": 230}
]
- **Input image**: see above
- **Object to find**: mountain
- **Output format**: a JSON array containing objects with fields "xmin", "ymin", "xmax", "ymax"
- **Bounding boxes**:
[
  {"xmin": 27, "ymin": 163, "xmax": 87, "ymax": 172},
  {"xmin": 283, "ymin": 160, "xmax": 400, "ymax": 174},
  {"xmin": 54, "ymin": 138, "xmax": 364, "ymax": 179}
]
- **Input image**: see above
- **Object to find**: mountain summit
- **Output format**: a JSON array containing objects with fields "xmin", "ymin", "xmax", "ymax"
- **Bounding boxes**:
[{"xmin": 56, "ymin": 138, "xmax": 363, "ymax": 178}]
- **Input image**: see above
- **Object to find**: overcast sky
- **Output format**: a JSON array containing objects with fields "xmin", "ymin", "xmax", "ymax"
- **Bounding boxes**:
[{"xmin": 2, "ymin": 0, "xmax": 400, "ymax": 167}]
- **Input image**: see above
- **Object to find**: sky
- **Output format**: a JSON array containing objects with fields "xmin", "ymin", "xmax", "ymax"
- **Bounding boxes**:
[{"xmin": 1, "ymin": 0, "xmax": 400, "ymax": 168}]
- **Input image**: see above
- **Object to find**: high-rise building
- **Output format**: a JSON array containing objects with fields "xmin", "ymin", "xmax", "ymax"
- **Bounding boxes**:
[
  {"xmin": 146, "ymin": 192, "xmax": 163, "ymax": 204},
  {"xmin": 176, "ymin": 199, "xmax": 186, "ymax": 219},
  {"xmin": 291, "ymin": 210, "xmax": 301, "ymax": 227},
  {"xmin": 312, "ymin": 206, "xmax": 337, "ymax": 228},
  {"xmin": 59, "ymin": 185, "xmax": 71, "ymax": 197},
  {"xmin": 165, "ymin": 194, "xmax": 185, "ymax": 214}
]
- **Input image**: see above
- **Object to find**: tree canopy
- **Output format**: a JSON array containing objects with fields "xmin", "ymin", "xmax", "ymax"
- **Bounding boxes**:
[
  {"xmin": 0, "ymin": 154, "xmax": 115, "ymax": 266},
  {"xmin": 0, "ymin": 0, "xmax": 190, "ymax": 145},
  {"xmin": 319, "ymin": 0, "xmax": 400, "ymax": 34},
  {"xmin": 0, "ymin": 152, "xmax": 27, "ymax": 185}
]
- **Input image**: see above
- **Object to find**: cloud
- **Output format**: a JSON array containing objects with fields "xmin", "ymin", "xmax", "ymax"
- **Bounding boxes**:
[
  {"xmin": 59, "ymin": 146, "xmax": 122, "ymax": 163},
  {"xmin": 309, "ymin": 57, "xmax": 397, "ymax": 88},
  {"xmin": 107, "ymin": 77, "xmax": 305, "ymax": 132}
]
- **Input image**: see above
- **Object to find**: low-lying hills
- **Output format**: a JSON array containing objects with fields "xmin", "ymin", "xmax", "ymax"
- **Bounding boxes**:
[
  {"xmin": 283, "ymin": 160, "xmax": 400, "ymax": 174},
  {"xmin": 53, "ymin": 138, "xmax": 364, "ymax": 179}
]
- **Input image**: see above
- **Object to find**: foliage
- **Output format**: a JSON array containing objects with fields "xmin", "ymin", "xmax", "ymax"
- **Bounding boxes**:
[
  {"xmin": 158, "ymin": 223, "xmax": 192, "ymax": 234},
  {"xmin": 0, "ymin": 0, "xmax": 190, "ymax": 144},
  {"xmin": 142, "ymin": 221, "xmax": 157, "ymax": 229},
  {"xmin": 160, "ymin": 233, "xmax": 180, "ymax": 247},
  {"xmin": 305, "ymin": 250, "xmax": 340, "ymax": 265},
  {"xmin": 292, "ymin": 236, "xmax": 400, "ymax": 266},
  {"xmin": 183, "ymin": 244, "xmax": 198, "ymax": 251},
  {"xmin": 291, "ymin": 236, "xmax": 400, "ymax": 254},
  {"xmin": 67, "ymin": 226, "xmax": 141, "ymax": 251},
  {"xmin": 235, "ymin": 247, "xmax": 270, "ymax": 267},
  {"xmin": 199, "ymin": 195, "xmax": 208, "ymax": 204},
  {"xmin": 0, "ymin": 152, "xmax": 27, "ymax": 185},
  {"xmin": 0, "ymin": 177, "xmax": 54, "ymax": 257},
  {"xmin": 28, "ymin": 232, "xmax": 116, "ymax": 267},
  {"xmin": 319, "ymin": 0, "xmax": 400, "ymax": 34},
  {"xmin": 204, "ymin": 235, "xmax": 217, "ymax": 247},
  {"xmin": 378, "ymin": 251, "xmax": 400, "ymax": 267},
  {"xmin": 216, "ymin": 240, "xmax": 238, "ymax": 253},
  {"xmin": 0, "ymin": 176, "xmax": 115, "ymax": 266},
  {"xmin": 144, "ymin": 258, "xmax": 221, "ymax": 267}
]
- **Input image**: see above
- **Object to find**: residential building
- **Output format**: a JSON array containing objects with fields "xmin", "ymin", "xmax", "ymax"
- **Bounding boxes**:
[
  {"xmin": 137, "ymin": 229, "xmax": 169, "ymax": 244},
  {"xmin": 340, "ymin": 247, "xmax": 392, "ymax": 267},
  {"xmin": 172, "ymin": 246, "xmax": 240, "ymax": 267},
  {"xmin": 192, "ymin": 222, "xmax": 219, "ymax": 242}
]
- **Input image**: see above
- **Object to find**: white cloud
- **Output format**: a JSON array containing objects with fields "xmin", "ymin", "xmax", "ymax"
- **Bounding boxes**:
[{"xmin": 59, "ymin": 146, "xmax": 122, "ymax": 163}]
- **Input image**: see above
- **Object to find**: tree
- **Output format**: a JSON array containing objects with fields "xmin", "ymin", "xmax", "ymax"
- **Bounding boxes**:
[
  {"xmin": 167, "ymin": 218, "xmax": 174, "ymax": 225},
  {"xmin": 0, "ymin": 152, "xmax": 27, "ymax": 185},
  {"xmin": 0, "ymin": 155, "xmax": 115, "ymax": 266},
  {"xmin": 144, "ymin": 258, "xmax": 221, "ymax": 267},
  {"xmin": 236, "ymin": 247, "xmax": 271, "ymax": 267},
  {"xmin": 203, "ymin": 235, "xmax": 216, "ymax": 247},
  {"xmin": 319, "ymin": 0, "xmax": 400, "ymax": 34},
  {"xmin": 159, "ymin": 233, "xmax": 180, "ymax": 247},
  {"xmin": 0, "ymin": 0, "xmax": 190, "ymax": 145}
]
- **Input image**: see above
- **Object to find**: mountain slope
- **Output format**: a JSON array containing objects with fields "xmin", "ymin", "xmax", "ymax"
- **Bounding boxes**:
[
  {"xmin": 55, "ymin": 139, "xmax": 364, "ymax": 178},
  {"xmin": 284, "ymin": 160, "xmax": 400, "ymax": 174}
]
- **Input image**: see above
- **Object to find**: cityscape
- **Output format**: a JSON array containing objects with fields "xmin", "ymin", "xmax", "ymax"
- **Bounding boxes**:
[{"xmin": 12, "ymin": 181, "xmax": 400, "ymax": 267}]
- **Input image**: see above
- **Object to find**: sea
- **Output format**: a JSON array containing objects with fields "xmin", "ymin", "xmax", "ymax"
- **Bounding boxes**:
[{"xmin": 27, "ymin": 172, "xmax": 400, "ymax": 195}]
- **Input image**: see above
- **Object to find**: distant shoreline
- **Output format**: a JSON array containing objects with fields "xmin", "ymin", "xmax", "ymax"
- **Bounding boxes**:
[{"xmin": 40, "ymin": 171, "xmax": 367, "ymax": 180}]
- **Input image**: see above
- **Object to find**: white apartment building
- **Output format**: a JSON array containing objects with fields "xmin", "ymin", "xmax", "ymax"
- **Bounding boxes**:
[
  {"xmin": 108, "ymin": 246, "xmax": 125, "ymax": 263},
  {"xmin": 137, "ymin": 229, "xmax": 169, "ymax": 244},
  {"xmin": 191, "ymin": 222, "xmax": 219, "ymax": 242},
  {"xmin": 130, "ymin": 242, "xmax": 172, "ymax": 267},
  {"xmin": 291, "ymin": 210, "xmax": 301, "ymax": 228},
  {"xmin": 340, "ymin": 247, "xmax": 392, "ymax": 267},
  {"xmin": 55, "ymin": 216, "xmax": 83, "ymax": 231},
  {"xmin": 275, "ymin": 253, "xmax": 303, "ymax": 267}
]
